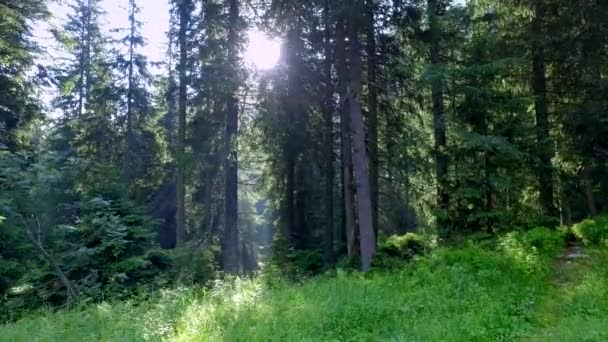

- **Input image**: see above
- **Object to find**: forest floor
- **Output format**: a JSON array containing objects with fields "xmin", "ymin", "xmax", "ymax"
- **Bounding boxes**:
[
  {"xmin": 1, "ymin": 238, "xmax": 607, "ymax": 341},
  {"xmin": 525, "ymin": 244, "xmax": 608, "ymax": 341}
]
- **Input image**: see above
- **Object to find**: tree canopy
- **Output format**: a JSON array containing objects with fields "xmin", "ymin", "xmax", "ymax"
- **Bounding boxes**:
[{"xmin": 1, "ymin": 0, "xmax": 607, "ymax": 325}]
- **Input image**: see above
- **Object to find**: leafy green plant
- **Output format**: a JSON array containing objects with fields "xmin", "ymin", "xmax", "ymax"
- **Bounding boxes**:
[
  {"xmin": 373, "ymin": 233, "xmax": 431, "ymax": 269},
  {"xmin": 571, "ymin": 215, "xmax": 608, "ymax": 247},
  {"xmin": 379, "ymin": 232, "xmax": 429, "ymax": 259},
  {"xmin": 498, "ymin": 227, "xmax": 564, "ymax": 273},
  {"xmin": 0, "ymin": 241, "xmax": 565, "ymax": 341},
  {"xmin": 520, "ymin": 227, "xmax": 565, "ymax": 256}
]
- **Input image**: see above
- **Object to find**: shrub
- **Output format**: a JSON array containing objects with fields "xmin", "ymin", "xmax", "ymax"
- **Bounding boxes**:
[
  {"xmin": 571, "ymin": 215, "xmax": 608, "ymax": 247},
  {"xmin": 521, "ymin": 227, "xmax": 565, "ymax": 255},
  {"xmin": 374, "ymin": 233, "xmax": 430, "ymax": 269},
  {"xmin": 498, "ymin": 227, "xmax": 564, "ymax": 273},
  {"xmin": 379, "ymin": 233, "xmax": 428, "ymax": 259},
  {"xmin": 289, "ymin": 249, "xmax": 324, "ymax": 277}
]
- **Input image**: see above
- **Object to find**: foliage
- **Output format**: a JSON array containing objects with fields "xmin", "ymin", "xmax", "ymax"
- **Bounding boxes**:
[
  {"xmin": 266, "ymin": 233, "xmax": 324, "ymax": 279},
  {"xmin": 0, "ymin": 151, "xmax": 169, "ymax": 320},
  {"xmin": 571, "ymin": 215, "xmax": 608, "ymax": 247},
  {"xmin": 0, "ymin": 0, "xmax": 48, "ymax": 151},
  {"xmin": 0, "ymin": 239, "xmax": 585, "ymax": 341},
  {"xmin": 2, "ymin": 0, "xmax": 608, "ymax": 331},
  {"xmin": 498, "ymin": 227, "xmax": 565, "ymax": 273},
  {"xmin": 374, "ymin": 232, "xmax": 431, "ymax": 269}
]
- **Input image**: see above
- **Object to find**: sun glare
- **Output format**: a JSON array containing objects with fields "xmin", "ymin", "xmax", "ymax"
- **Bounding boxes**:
[{"xmin": 245, "ymin": 30, "xmax": 281, "ymax": 70}]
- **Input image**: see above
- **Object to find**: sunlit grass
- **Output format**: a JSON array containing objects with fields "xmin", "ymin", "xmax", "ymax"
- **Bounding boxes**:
[{"xmin": 1, "ymin": 232, "xmax": 606, "ymax": 341}]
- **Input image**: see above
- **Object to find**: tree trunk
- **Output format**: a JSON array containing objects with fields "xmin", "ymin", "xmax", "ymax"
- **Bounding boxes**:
[
  {"xmin": 78, "ymin": 10, "xmax": 86, "ymax": 119},
  {"xmin": 582, "ymin": 163, "xmax": 597, "ymax": 217},
  {"xmin": 336, "ymin": 16, "xmax": 357, "ymax": 258},
  {"xmin": 222, "ymin": 0, "xmax": 240, "ymax": 274},
  {"xmin": 322, "ymin": 0, "xmax": 335, "ymax": 266},
  {"xmin": 175, "ymin": 0, "xmax": 189, "ymax": 247},
  {"xmin": 428, "ymin": 0, "xmax": 450, "ymax": 234},
  {"xmin": 366, "ymin": 0, "xmax": 379, "ymax": 241},
  {"xmin": 348, "ymin": 5, "xmax": 376, "ymax": 272},
  {"xmin": 124, "ymin": 0, "xmax": 136, "ymax": 180},
  {"xmin": 285, "ymin": 158, "xmax": 296, "ymax": 244},
  {"xmin": 84, "ymin": 0, "xmax": 92, "ymax": 110},
  {"xmin": 531, "ymin": 0, "xmax": 555, "ymax": 216}
]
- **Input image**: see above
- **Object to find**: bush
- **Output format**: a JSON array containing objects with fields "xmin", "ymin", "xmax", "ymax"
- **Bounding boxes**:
[
  {"xmin": 498, "ymin": 227, "xmax": 564, "ymax": 273},
  {"xmin": 571, "ymin": 215, "xmax": 608, "ymax": 247},
  {"xmin": 521, "ymin": 227, "xmax": 565, "ymax": 255},
  {"xmin": 373, "ymin": 233, "xmax": 430, "ymax": 269},
  {"xmin": 289, "ymin": 249, "xmax": 324, "ymax": 277},
  {"xmin": 379, "ymin": 233, "xmax": 428, "ymax": 259}
]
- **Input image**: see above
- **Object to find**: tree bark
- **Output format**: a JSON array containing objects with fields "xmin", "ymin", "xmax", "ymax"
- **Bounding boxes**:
[
  {"xmin": 124, "ymin": 0, "xmax": 136, "ymax": 180},
  {"xmin": 428, "ymin": 0, "xmax": 450, "ymax": 233},
  {"xmin": 222, "ymin": 0, "xmax": 240, "ymax": 274},
  {"xmin": 582, "ymin": 163, "xmax": 597, "ymax": 217},
  {"xmin": 78, "ymin": 3, "xmax": 86, "ymax": 119},
  {"xmin": 366, "ymin": 0, "xmax": 379, "ymax": 241},
  {"xmin": 84, "ymin": 0, "xmax": 92, "ymax": 110},
  {"xmin": 175, "ymin": 0, "xmax": 189, "ymax": 247},
  {"xmin": 322, "ymin": 0, "xmax": 335, "ymax": 266},
  {"xmin": 283, "ymin": 21, "xmax": 307, "ymax": 249},
  {"xmin": 348, "ymin": 4, "xmax": 376, "ymax": 271},
  {"xmin": 285, "ymin": 157, "xmax": 296, "ymax": 243},
  {"xmin": 531, "ymin": 0, "xmax": 555, "ymax": 216},
  {"xmin": 336, "ymin": 16, "xmax": 357, "ymax": 259}
]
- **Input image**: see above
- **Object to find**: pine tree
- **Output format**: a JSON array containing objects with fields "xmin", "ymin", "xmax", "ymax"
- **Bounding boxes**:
[
  {"xmin": 531, "ymin": 0, "xmax": 555, "ymax": 217},
  {"xmin": 0, "ymin": 0, "xmax": 47, "ymax": 151},
  {"xmin": 223, "ymin": 0, "xmax": 242, "ymax": 274},
  {"xmin": 347, "ymin": 0, "xmax": 376, "ymax": 271},
  {"xmin": 428, "ymin": 0, "xmax": 450, "ymax": 234},
  {"xmin": 174, "ymin": 0, "xmax": 191, "ymax": 247}
]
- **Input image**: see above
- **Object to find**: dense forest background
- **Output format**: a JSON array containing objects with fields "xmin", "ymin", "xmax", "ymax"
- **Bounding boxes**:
[{"xmin": 1, "ymin": 0, "xmax": 607, "ymax": 322}]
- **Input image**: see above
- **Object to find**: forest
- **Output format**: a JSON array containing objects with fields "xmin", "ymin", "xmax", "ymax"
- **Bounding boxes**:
[{"xmin": 1, "ymin": 0, "xmax": 607, "ymax": 340}]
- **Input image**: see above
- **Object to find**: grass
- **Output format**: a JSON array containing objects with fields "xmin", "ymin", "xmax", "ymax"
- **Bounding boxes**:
[
  {"xmin": 529, "ymin": 248, "xmax": 608, "ymax": 341},
  {"xmin": 1, "ymin": 231, "xmax": 607, "ymax": 341}
]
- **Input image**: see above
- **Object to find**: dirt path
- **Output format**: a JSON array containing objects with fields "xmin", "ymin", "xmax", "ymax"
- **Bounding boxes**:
[
  {"xmin": 525, "ymin": 243, "xmax": 608, "ymax": 341},
  {"xmin": 552, "ymin": 243, "xmax": 590, "ymax": 287}
]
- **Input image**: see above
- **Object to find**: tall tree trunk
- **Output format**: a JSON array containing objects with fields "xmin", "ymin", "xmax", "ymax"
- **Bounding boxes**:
[
  {"xmin": 366, "ymin": 0, "xmax": 379, "ymax": 241},
  {"xmin": 531, "ymin": 0, "xmax": 555, "ymax": 216},
  {"xmin": 336, "ymin": 16, "xmax": 357, "ymax": 258},
  {"xmin": 557, "ymin": 173, "xmax": 572, "ymax": 226},
  {"xmin": 428, "ymin": 0, "xmax": 449, "ymax": 233},
  {"xmin": 223, "ymin": 0, "xmax": 240, "ymax": 274},
  {"xmin": 157, "ymin": 11, "xmax": 177, "ymax": 249},
  {"xmin": 285, "ymin": 157, "xmax": 296, "ymax": 243},
  {"xmin": 582, "ymin": 163, "xmax": 597, "ymax": 217},
  {"xmin": 348, "ymin": 4, "xmax": 376, "ymax": 271},
  {"xmin": 175, "ymin": 0, "xmax": 189, "ymax": 247},
  {"xmin": 78, "ymin": 10, "xmax": 86, "ymax": 119},
  {"xmin": 124, "ymin": 0, "xmax": 136, "ymax": 180},
  {"xmin": 284, "ymin": 22, "xmax": 307, "ymax": 249},
  {"xmin": 294, "ymin": 165, "xmax": 308, "ymax": 248},
  {"xmin": 165, "ymin": 11, "xmax": 177, "ymax": 147},
  {"xmin": 84, "ymin": 0, "xmax": 92, "ymax": 110},
  {"xmin": 322, "ymin": 0, "xmax": 335, "ymax": 265}
]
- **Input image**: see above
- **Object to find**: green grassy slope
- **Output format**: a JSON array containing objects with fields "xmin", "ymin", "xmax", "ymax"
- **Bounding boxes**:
[{"xmin": 1, "ymin": 231, "xmax": 606, "ymax": 341}]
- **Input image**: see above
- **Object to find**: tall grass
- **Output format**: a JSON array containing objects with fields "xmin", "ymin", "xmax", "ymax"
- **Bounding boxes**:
[
  {"xmin": 1, "ymin": 240, "xmax": 560, "ymax": 342},
  {"xmin": 3, "ymin": 226, "xmax": 607, "ymax": 341}
]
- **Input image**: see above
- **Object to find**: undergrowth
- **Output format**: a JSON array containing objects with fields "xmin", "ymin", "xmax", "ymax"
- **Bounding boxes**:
[{"xmin": 1, "ymin": 225, "xmax": 607, "ymax": 341}]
